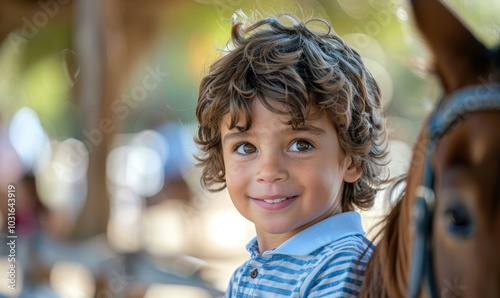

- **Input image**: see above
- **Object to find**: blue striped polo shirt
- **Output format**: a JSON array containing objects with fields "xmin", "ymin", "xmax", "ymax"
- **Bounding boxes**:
[{"xmin": 225, "ymin": 211, "xmax": 373, "ymax": 297}]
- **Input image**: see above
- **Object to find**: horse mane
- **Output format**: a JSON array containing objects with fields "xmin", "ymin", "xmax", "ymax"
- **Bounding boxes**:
[
  {"xmin": 359, "ymin": 177, "xmax": 408, "ymax": 297},
  {"xmin": 360, "ymin": 126, "xmax": 429, "ymax": 297}
]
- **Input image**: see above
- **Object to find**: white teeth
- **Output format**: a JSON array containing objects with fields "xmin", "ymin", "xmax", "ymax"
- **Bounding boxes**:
[{"xmin": 263, "ymin": 198, "xmax": 287, "ymax": 204}]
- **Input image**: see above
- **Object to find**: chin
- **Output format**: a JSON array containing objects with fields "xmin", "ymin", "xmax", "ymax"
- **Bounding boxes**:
[{"xmin": 259, "ymin": 221, "xmax": 302, "ymax": 235}]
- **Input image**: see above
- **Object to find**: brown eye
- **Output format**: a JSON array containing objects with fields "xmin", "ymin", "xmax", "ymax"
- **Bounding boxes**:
[
  {"xmin": 235, "ymin": 142, "xmax": 257, "ymax": 155},
  {"xmin": 444, "ymin": 202, "xmax": 474, "ymax": 238},
  {"xmin": 289, "ymin": 139, "xmax": 313, "ymax": 152}
]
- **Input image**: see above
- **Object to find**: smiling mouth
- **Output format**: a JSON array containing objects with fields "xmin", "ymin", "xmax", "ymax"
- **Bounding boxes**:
[
  {"xmin": 252, "ymin": 196, "xmax": 297, "ymax": 210},
  {"xmin": 257, "ymin": 196, "xmax": 297, "ymax": 204},
  {"xmin": 262, "ymin": 197, "xmax": 288, "ymax": 204}
]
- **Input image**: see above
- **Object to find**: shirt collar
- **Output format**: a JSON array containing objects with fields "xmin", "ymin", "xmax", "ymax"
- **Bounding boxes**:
[{"xmin": 245, "ymin": 211, "xmax": 365, "ymax": 256}]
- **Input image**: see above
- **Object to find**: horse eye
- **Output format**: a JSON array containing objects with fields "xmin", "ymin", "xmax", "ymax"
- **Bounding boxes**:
[{"xmin": 444, "ymin": 203, "xmax": 474, "ymax": 238}]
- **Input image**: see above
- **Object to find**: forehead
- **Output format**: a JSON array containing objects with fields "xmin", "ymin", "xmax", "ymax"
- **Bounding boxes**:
[
  {"xmin": 221, "ymin": 97, "xmax": 328, "ymax": 130},
  {"xmin": 433, "ymin": 112, "xmax": 500, "ymax": 213}
]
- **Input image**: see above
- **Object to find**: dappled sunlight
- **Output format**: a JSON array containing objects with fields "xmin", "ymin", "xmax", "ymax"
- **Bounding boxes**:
[
  {"xmin": 145, "ymin": 284, "xmax": 212, "ymax": 298},
  {"xmin": 50, "ymin": 261, "xmax": 95, "ymax": 298},
  {"xmin": 8, "ymin": 107, "xmax": 51, "ymax": 174}
]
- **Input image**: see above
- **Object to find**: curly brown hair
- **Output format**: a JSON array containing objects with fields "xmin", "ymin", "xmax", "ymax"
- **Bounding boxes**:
[{"xmin": 195, "ymin": 13, "xmax": 389, "ymax": 211}]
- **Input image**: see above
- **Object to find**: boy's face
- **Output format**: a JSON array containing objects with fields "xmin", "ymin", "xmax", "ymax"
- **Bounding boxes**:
[{"xmin": 220, "ymin": 99, "xmax": 362, "ymax": 251}]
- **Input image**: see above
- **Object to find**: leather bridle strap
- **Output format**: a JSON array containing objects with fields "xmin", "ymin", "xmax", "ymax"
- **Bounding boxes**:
[
  {"xmin": 408, "ymin": 84, "xmax": 500, "ymax": 298},
  {"xmin": 429, "ymin": 85, "xmax": 500, "ymax": 140}
]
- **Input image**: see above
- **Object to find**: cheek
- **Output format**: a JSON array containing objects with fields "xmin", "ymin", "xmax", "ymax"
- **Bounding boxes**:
[
  {"xmin": 224, "ymin": 157, "xmax": 242, "ymax": 175},
  {"xmin": 221, "ymin": 150, "xmax": 236, "ymax": 174},
  {"xmin": 433, "ymin": 222, "xmax": 479, "ymax": 295},
  {"xmin": 314, "ymin": 158, "xmax": 343, "ymax": 181},
  {"xmin": 302, "ymin": 161, "xmax": 342, "ymax": 192},
  {"xmin": 224, "ymin": 159, "xmax": 248, "ymax": 187}
]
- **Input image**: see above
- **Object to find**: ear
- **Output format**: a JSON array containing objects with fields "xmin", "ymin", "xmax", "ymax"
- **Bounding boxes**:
[
  {"xmin": 410, "ymin": 0, "xmax": 489, "ymax": 93},
  {"xmin": 343, "ymin": 156, "xmax": 362, "ymax": 183}
]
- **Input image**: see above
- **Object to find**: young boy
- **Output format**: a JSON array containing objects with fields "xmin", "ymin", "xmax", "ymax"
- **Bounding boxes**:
[{"xmin": 195, "ymin": 13, "xmax": 389, "ymax": 297}]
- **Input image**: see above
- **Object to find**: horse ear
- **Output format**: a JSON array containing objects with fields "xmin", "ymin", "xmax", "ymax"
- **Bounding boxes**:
[{"xmin": 410, "ymin": 0, "xmax": 489, "ymax": 93}]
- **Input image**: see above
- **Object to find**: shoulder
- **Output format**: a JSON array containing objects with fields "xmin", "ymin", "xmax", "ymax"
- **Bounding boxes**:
[
  {"xmin": 302, "ymin": 235, "xmax": 374, "ymax": 297},
  {"xmin": 327, "ymin": 233, "xmax": 374, "ymax": 257},
  {"xmin": 315, "ymin": 234, "xmax": 373, "ymax": 271}
]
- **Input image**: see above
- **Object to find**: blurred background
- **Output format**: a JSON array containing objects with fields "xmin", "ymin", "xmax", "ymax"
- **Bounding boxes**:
[{"xmin": 0, "ymin": 0, "xmax": 498, "ymax": 297}]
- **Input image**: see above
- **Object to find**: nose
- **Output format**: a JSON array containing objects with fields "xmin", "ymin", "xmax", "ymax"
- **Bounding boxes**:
[{"xmin": 255, "ymin": 150, "xmax": 289, "ymax": 183}]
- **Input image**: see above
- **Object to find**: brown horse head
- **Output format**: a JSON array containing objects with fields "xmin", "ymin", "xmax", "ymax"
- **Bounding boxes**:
[{"xmin": 360, "ymin": 0, "xmax": 500, "ymax": 297}]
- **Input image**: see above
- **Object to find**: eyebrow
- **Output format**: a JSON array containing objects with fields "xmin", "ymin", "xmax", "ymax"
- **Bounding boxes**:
[{"xmin": 222, "ymin": 125, "xmax": 326, "ymax": 144}]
